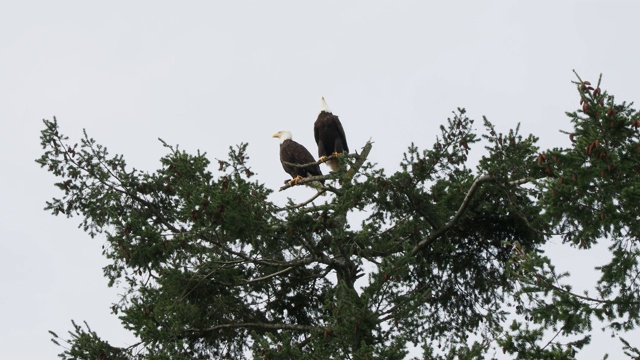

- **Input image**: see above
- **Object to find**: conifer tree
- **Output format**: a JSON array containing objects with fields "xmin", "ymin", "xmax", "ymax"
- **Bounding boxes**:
[{"xmin": 39, "ymin": 74, "xmax": 640, "ymax": 359}]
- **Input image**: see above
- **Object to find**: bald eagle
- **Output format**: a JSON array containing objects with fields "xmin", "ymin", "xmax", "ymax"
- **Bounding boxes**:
[
  {"xmin": 272, "ymin": 130, "xmax": 324, "ymax": 186},
  {"xmin": 314, "ymin": 97, "xmax": 349, "ymax": 171}
]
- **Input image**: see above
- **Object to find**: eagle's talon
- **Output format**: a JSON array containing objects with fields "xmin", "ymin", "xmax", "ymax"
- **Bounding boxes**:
[{"xmin": 288, "ymin": 175, "xmax": 303, "ymax": 186}]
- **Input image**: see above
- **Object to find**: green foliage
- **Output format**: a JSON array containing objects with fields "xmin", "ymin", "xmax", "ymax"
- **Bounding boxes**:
[
  {"xmin": 49, "ymin": 321, "xmax": 130, "ymax": 360},
  {"xmin": 37, "ymin": 74, "xmax": 640, "ymax": 359}
]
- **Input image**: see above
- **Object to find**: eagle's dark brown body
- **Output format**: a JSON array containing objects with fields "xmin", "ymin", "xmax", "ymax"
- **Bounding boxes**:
[
  {"xmin": 314, "ymin": 97, "xmax": 349, "ymax": 171},
  {"xmin": 272, "ymin": 130, "xmax": 323, "ymax": 185},
  {"xmin": 280, "ymin": 139, "xmax": 323, "ymax": 180}
]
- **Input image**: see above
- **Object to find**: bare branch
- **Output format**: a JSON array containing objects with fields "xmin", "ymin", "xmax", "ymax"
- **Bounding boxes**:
[
  {"xmin": 537, "ymin": 277, "xmax": 640, "ymax": 305},
  {"xmin": 541, "ymin": 328, "xmax": 563, "ymax": 351},
  {"xmin": 278, "ymin": 140, "xmax": 374, "ymax": 192},
  {"xmin": 187, "ymin": 322, "xmax": 325, "ymax": 334},
  {"xmin": 203, "ymin": 235, "xmax": 317, "ymax": 267},
  {"xmin": 410, "ymin": 175, "xmax": 531, "ymax": 256},
  {"xmin": 244, "ymin": 266, "xmax": 296, "ymax": 284},
  {"xmin": 278, "ymin": 174, "xmax": 332, "ymax": 192},
  {"xmin": 346, "ymin": 139, "xmax": 374, "ymax": 181},
  {"xmin": 410, "ymin": 175, "xmax": 493, "ymax": 256},
  {"xmin": 284, "ymin": 191, "xmax": 327, "ymax": 210},
  {"xmin": 282, "ymin": 153, "xmax": 344, "ymax": 169}
]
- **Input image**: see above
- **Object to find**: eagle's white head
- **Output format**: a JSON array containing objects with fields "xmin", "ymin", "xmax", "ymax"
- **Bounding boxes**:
[
  {"xmin": 319, "ymin": 96, "xmax": 332, "ymax": 115},
  {"xmin": 272, "ymin": 130, "xmax": 293, "ymax": 144}
]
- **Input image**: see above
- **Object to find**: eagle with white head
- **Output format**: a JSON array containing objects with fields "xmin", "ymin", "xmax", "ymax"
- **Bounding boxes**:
[
  {"xmin": 272, "ymin": 130, "xmax": 323, "ymax": 186},
  {"xmin": 314, "ymin": 97, "xmax": 349, "ymax": 171}
]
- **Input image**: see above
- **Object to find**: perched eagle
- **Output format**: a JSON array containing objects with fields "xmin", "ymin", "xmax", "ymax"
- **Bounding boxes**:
[
  {"xmin": 272, "ymin": 130, "xmax": 324, "ymax": 186},
  {"xmin": 314, "ymin": 97, "xmax": 349, "ymax": 171}
]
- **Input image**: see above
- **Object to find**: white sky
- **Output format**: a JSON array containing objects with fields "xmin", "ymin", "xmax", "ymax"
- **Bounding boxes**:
[{"xmin": 1, "ymin": 1, "xmax": 639, "ymax": 359}]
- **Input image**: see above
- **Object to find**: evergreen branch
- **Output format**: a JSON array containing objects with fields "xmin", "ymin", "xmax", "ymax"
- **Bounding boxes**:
[
  {"xmin": 120, "ymin": 340, "xmax": 144, "ymax": 356},
  {"xmin": 410, "ymin": 175, "xmax": 531, "ymax": 256},
  {"xmin": 124, "ymin": 192, "xmax": 182, "ymax": 234},
  {"xmin": 377, "ymin": 284, "xmax": 431, "ymax": 322},
  {"xmin": 51, "ymin": 128, "xmax": 182, "ymax": 234},
  {"xmin": 410, "ymin": 175, "xmax": 494, "ymax": 256}
]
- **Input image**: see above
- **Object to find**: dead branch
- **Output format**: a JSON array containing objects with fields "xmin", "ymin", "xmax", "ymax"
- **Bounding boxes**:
[
  {"xmin": 279, "ymin": 140, "xmax": 374, "ymax": 192},
  {"xmin": 410, "ymin": 175, "xmax": 531, "ymax": 256},
  {"xmin": 345, "ymin": 139, "xmax": 373, "ymax": 180},
  {"xmin": 187, "ymin": 322, "xmax": 325, "ymax": 335}
]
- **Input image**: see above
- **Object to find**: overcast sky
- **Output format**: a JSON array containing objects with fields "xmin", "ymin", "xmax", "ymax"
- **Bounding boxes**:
[{"xmin": 1, "ymin": 1, "xmax": 639, "ymax": 359}]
